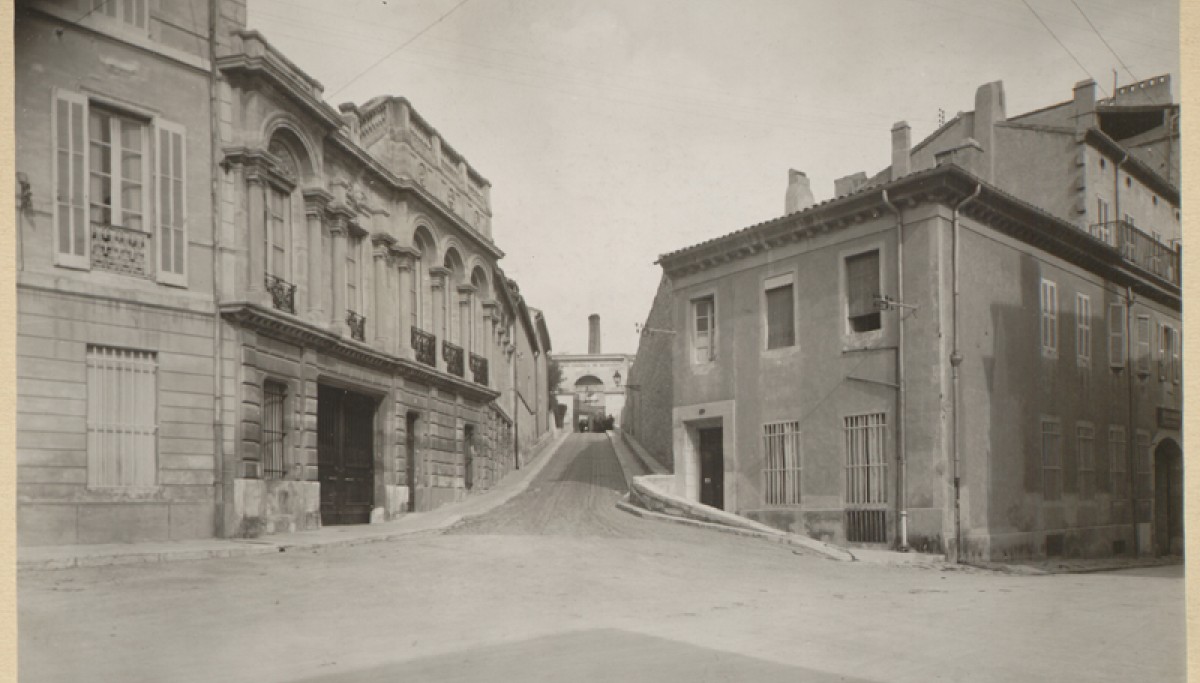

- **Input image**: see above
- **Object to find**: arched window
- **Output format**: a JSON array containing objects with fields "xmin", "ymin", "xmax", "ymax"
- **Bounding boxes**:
[
  {"xmin": 412, "ymin": 228, "xmax": 435, "ymax": 333},
  {"xmin": 443, "ymin": 248, "xmax": 464, "ymax": 345},
  {"xmin": 264, "ymin": 137, "xmax": 299, "ymax": 283},
  {"xmin": 470, "ymin": 266, "xmax": 489, "ymax": 355}
]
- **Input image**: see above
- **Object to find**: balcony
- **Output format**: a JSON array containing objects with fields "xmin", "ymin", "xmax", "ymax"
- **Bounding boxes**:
[
  {"xmin": 345, "ymin": 310, "xmax": 366, "ymax": 342},
  {"xmin": 469, "ymin": 353, "xmax": 488, "ymax": 385},
  {"xmin": 412, "ymin": 327, "xmax": 437, "ymax": 367},
  {"xmin": 265, "ymin": 274, "xmax": 296, "ymax": 314},
  {"xmin": 1088, "ymin": 220, "xmax": 1180, "ymax": 284},
  {"xmin": 442, "ymin": 340, "xmax": 464, "ymax": 377},
  {"xmin": 91, "ymin": 223, "xmax": 149, "ymax": 278}
]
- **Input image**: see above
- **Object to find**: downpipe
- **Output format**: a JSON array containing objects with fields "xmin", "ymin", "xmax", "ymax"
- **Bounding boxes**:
[
  {"xmin": 950, "ymin": 183, "xmax": 982, "ymax": 563},
  {"xmin": 881, "ymin": 190, "xmax": 908, "ymax": 552}
]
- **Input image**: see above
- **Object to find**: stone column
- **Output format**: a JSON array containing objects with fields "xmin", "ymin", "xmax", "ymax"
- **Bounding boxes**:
[
  {"xmin": 247, "ymin": 175, "xmax": 266, "ymax": 303},
  {"xmin": 458, "ymin": 286, "xmax": 475, "ymax": 354},
  {"xmin": 329, "ymin": 215, "xmax": 348, "ymax": 334},
  {"xmin": 371, "ymin": 235, "xmax": 394, "ymax": 349},
  {"xmin": 302, "ymin": 190, "xmax": 331, "ymax": 322},
  {"xmin": 394, "ymin": 248, "xmax": 414, "ymax": 358}
]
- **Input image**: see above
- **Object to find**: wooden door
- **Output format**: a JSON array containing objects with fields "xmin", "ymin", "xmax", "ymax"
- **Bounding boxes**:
[
  {"xmin": 318, "ymin": 385, "xmax": 376, "ymax": 525},
  {"xmin": 698, "ymin": 427, "xmax": 724, "ymax": 510}
]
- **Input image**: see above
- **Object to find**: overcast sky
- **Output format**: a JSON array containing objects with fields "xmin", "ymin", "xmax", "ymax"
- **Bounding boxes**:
[{"xmin": 247, "ymin": 0, "xmax": 1179, "ymax": 355}]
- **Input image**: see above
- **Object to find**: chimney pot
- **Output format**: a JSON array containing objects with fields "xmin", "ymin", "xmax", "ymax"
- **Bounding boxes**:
[
  {"xmin": 785, "ymin": 169, "xmax": 814, "ymax": 214},
  {"xmin": 891, "ymin": 121, "xmax": 912, "ymax": 180}
]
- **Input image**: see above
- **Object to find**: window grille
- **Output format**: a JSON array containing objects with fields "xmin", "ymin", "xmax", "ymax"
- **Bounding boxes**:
[
  {"xmin": 1077, "ymin": 424, "xmax": 1095, "ymax": 500},
  {"xmin": 763, "ymin": 421, "xmax": 801, "ymax": 505},
  {"xmin": 846, "ymin": 251, "xmax": 881, "ymax": 333},
  {"xmin": 86, "ymin": 346, "xmax": 157, "ymax": 488},
  {"xmin": 1040, "ymin": 279, "xmax": 1057, "ymax": 355},
  {"xmin": 1041, "ymin": 419, "xmax": 1062, "ymax": 502},
  {"xmin": 262, "ymin": 380, "xmax": 287, "ymax": 479},
  {"xmin": 1075, "ymin": 294, "xmax": 1091, "ymax": 364},
  {"xmin": 765, "ymin": 283, "xmax": 795, "ymax": 349},
  {"xmin": 844, "ymin": 413, "xmax": 887, "ymax": 543}
]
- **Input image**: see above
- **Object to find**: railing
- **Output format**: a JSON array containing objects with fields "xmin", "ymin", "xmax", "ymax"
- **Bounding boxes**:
[
  {"xmin": 345, "ymin": 310, "xmax": 366, "ymax": 342},
  {"xmin": 265, "ymin": 274, "xmax": 296, "ymax": 314},
  {"xmin": 91, "ymin": 223, "xmax": 149, "ymax": 277},
  {"xmin": 469, "ymin": 353, "xmax": 488, "ymax": 385},
  {"xmin": 410, "ymin": 121, "xmax": 433, "ymax": 150},
  {"xmin": 359, "ymin": 103, "xmax": 388, "ymax": 145},
  {"xmin": 412, "ymin": 327, "xmax": 437, "ymax": 367},
  {"xmin": 1088, "ymin": 220, "xmax": 1180, "ymax": 284},
  {"xmin": 442, "ymin": 340, "xmax": 464, "ymax": 377}
]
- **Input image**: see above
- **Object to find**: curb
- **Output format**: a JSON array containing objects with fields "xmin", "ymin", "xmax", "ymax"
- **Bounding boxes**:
[{"xmin": 19, "ymin": 428, "xmax": 572, "ymax": 572}]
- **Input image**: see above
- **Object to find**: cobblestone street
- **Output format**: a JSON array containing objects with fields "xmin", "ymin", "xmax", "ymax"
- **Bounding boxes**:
[{"xmin": 18, "ymin": 434, "xmax": 1186, "ymax": 682}]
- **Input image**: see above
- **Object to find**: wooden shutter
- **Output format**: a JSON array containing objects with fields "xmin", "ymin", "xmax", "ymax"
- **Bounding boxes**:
[
  {"xmin": 765, "ymin": 283, "xmax": 795, "ymax": 349},
  {"xmin": 53, "ymin": 90, "xmax": 89, "ymax": 268},
  {"xmin": 87, "ymin": 346, "xmax": 158, "ymax": 488},
  {"xmin": 846, "ymin": 251, "xmax": 879, "ymax": 319},
  {"xmin": 156, "ymin": 121, "xmax": 186, "ymax": 285},
  {"xmin": 1108, "ymin": 303, "xmax": 1126, "ymax": 368}
]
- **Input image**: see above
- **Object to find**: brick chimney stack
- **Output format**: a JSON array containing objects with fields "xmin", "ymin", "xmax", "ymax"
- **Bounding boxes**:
[
  {"xmin": 588, "ymin": 314, "xmax": 601, "ymax": 354},
  {"xmin": 891, "ymin": 121, "xmax": 912, "ymax": 180},
  {"xmin": 785, "ymin": 170, "xmax": 814, "ymax": 214}
]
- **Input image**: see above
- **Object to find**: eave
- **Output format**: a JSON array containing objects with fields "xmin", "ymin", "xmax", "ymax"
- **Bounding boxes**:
[
  {"xmin": 1084, "ymin": 128, "xmax": 1179, "ymax": 205},
  {"xmin": 220, "ymin": 302, "xmax": 501, "ymax": 403}
]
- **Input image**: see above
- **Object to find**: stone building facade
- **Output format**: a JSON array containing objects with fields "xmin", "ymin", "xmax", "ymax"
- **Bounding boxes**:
[
  {"xmin": 15, "ymin": 0, "xmax": 554, "ymax": 546},
  {"xmin": 552, "ymin": 316, "xmax": 633, "ymax": 432},
  {"xmin": 631, "ymin": 78, "xmax": 1181, "ymax": 562}
]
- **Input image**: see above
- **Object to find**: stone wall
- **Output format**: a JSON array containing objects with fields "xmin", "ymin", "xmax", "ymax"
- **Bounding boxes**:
[{"xmin": 622, "ymin": 274, "xmax": 675, "ymax": 470}]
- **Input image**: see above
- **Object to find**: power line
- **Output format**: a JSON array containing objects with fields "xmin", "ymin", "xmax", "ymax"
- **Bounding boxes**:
[
  {"xmin": 1018, "ymin": 0, "xmax": 1109, "ymax": 97},
  {"xmin": 327, "ymin": 0, "xmax": 473, "ymax": 100},
  {"xmin": 1068, "ymin": 0, "xmax": 1137, "ymax": 83}
]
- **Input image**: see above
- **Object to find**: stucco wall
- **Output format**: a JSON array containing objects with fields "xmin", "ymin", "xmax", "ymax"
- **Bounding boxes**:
[{"xmin": 622, "ymin": 276, "xmax": 675, "ymax": 469}]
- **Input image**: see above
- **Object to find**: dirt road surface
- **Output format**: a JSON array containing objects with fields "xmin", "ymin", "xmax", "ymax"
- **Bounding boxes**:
[{"xmin": 18, "ymin": 434, "xmax": 1186, "ymax": 682}]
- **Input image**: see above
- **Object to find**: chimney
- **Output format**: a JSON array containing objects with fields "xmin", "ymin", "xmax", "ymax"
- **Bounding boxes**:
[
  {"xmin": 1073, "ymin": 78, "xmax": 1097, "ymax": 134},
  {"xmin": 891, "ymin": 121, "xmax": 912, "ymax": 180},
  {"xmin": 785, "ymin": 170, "xmax": 814, "ymax": 214},
  {"xmin": 972, "ymin": 81, "xmax": 1006, "ymax": 181},
  {"xmin": 834, "ymin": 172, "xmax": 868, "ymax": 198},
  {"xmin": 588, "ymin": 314, "xmax": 601, "ymax": 354}
]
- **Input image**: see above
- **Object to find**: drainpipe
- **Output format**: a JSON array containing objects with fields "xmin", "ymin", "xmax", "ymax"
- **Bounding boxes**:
[
  {"xmin": 950, "ymin": 183, "xmax": 982, "ymax": 563},
  {"xmin": 881, "ymin": 190, "xmax": 908, "ymax": 552},
  {"xmin": 208, "ymin": 0, "xmax": 227, "ymax": 536}
]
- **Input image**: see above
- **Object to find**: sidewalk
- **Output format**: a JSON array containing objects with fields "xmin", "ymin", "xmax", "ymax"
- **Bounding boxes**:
[{"xmin": 19, "ymin": 429, "xmax": 571, "ymax": 572}]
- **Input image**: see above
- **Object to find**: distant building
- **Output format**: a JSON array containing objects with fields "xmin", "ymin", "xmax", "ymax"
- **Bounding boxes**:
[
  {"xmin": 552, "ymin": 315, "xmax": 633, "ymax": 432},
  {"xmin": 626, "ymin": 77, "xmax": 1181, "ymax": 562},
  {"xmin": 15, "ymin": 0, "xmax": 554, "ymax": 546}
]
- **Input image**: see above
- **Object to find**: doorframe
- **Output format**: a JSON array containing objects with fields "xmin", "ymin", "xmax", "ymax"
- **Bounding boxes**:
[
  {"xmin": 315, "ymin": 378, "xmax": 386, "ymax": 525},
  {"xmin": 1151, "ymin": 434, "xmax": 1183, "ymax": 556},
  {"xmin": 673, "ymin": 400, "xmax": 736, "ymax": 509}
]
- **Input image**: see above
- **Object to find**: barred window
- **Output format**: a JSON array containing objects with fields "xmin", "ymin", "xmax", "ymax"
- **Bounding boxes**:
[
  {"xmin": 262, "ymin": 380, "xmax": 287, "ymax": 480},
  {"xmin": 86, "ymin": 346, "xmax": 158, "ymax": 488},
  {"xmin": 1041, "ymin": 419, "xmax": 1062, "ymax": 502},
  {"xmin": 763, "ymin": 421, "xmax": 801, "ymax": 505},
  {"xmin": 844, "ymin": 413, "xmax": 887, "ymax": 505},
  {"xmin": 1077, "ymin": 424, "xmax": 1095, "ymax": 500}
]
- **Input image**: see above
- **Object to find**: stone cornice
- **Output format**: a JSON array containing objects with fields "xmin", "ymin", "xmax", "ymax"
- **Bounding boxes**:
[
  {"xmin": 217, "ymin": 31, "xmax": 344, "ymax": 130},
  {"xmin": 221, "ymin": 302, "xmax": 500, "ymax": 402}
]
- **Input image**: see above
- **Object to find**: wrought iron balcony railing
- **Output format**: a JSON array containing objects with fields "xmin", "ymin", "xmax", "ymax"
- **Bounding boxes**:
[
  {"xmin": 345, "ymin": 310, "xmax": 366, "ymax": 342},
  {"xmin": 91, "ymin": 223, "xmax": 149, "ymax": 277},
  {"xmin": 1087, "ymin": 220, "xmax": 1180, "ymax": 285},
  {"xmin": 265, "ymin": 274, "xmax": 296, "ymax": 314},
  {"xmin": 442, "ymin": 340, "xmax": 464, "ymax": 377},
  {"xmin": 412, "ymin": 327, "xmax": 437, "ymax": 367},
  {"xmin": 469, "ymin": 353, "xmax": 488, "ymax": 385}
]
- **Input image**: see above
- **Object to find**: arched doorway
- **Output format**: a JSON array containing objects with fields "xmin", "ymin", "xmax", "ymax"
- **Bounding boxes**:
[
  {"xmin": 1153, "ymin": 438, "xmax": 1183, "ymax": 557},
  {"xmin": 573, "ymin": 375, "xmax": 605, "ymax": 432}
]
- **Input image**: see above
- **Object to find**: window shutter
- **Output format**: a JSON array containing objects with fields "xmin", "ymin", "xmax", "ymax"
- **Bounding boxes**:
[
  {"xmin": 846, "ymin": 252, "xmax": 879, "ymax": 319},
  {"xmin": 155, "ymin": 121, "xmax": 187, "ymax": 285},
  {"xmin": 765, "ymin": 284, "xmax": 795, "ymax": 349},
  {"xmin": 1172, "ymin": 326, "xmax": 1181, "ymax": 384},
  {"xmin": 53, "ymin": 90, "xmax": 90, "ymax": 268},
  {"xmin": 1108, "ymin": 303, "xmax": 1126, "ymax": 368},
  {"xmin": 1158, "ymin": 323, "xmax": 1168, "ymax": 381},
  {"xmin": 1135, "ymin": 315, "xmax": 1151, "ymax": 374}
]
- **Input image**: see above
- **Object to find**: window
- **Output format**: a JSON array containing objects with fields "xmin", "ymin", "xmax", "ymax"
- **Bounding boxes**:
[
  {"xmin": 1077, "ymin": 424, "xmax": 1095, "ymax": 500},
  {"xmin": 1109, "ymin": 426, "xmax": 1127, "ymax": 519},
  {"xmin": 1108, "ymin": 302, "xmax": 1127, "ymax": 368},
  {"xmin": 1040, "ymin": 279, "xmax": 1057, "ymax": 356},
  {"xmin": 346, "ymin": 236, "xmax": 361, "ymax": 313},
  {"xmin": 92, "ymin": 0, "xmax": 148, "ymax": 30},
  {"xmin": 262, "ymin": 380, "xmax": 287, "ymax": 480},
  {"xmin": 844, "ymin": 413, "xmax": 887, "ymax": 505},
  {"xmin": 692, "ymin": 296, "xmax": 715, "ymax": 363},
  {"xmin": 846, "ymin": 250, "xmax": 881, "ymax": 333},
  {"xmin": 1075, "ymin": 293, "xmax": 1091, "ymax": 365},
  {"xmin": 1158, "ymin": 324, "xmax": 1180, "ymax": 384},
  {"xmin": 266, "ymin": 187, "xmax": 291, "ymax": 280},
  {"xmin": 52, "ymin": 91, "xmax": 186, "ymax": 279},
  {"xmin": 1135, "ymin": 314, "xmax": 1151, "ymax": 375},
  {"xmin": 1041, "ymin": 419, "xmax": 1062, "ymax": 502},
  {"xmin": 764, "ymin": 276, "xmax": 795, "ymax": 349},
  {"xmin": 1172, "ymin": 327, "xmax": 1181, "ymax": 384},
  {"xmin": 763, "ymin": 421, "xmax": 801, "ymax": 505},
  {"xmin": 86, "ymin": 346, "xmax": 158, "ymax": 488}
]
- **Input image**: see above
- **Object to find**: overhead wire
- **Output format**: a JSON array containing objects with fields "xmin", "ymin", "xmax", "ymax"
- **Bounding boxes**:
[{"xmin": 1018, "ymin": 0, "xmax": 1110, "ymax": 97}]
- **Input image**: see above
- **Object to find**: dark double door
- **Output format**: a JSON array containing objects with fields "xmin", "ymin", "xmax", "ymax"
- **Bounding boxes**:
[{"xmin": 318, "ymin": 385, "xmax": 376, "ymax": 525}]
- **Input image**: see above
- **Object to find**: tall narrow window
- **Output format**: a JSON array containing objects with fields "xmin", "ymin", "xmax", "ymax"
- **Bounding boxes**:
[
  {"xmin": 266, "ymin": 187, "xmax": 291, "ymax": 280},
  {"xmin": 1041, "ymin": 419, "xmax": 1062, "ymax": 502},
  {"xmin": 764, "ymin": 276, "xmax": 795, "ymax": 349},
  {"xmin": 763, "ymin": 421, "xmax": 802, "ymax": 505},
  {"xmin": 156, "ymin": 122, "xmax": 186, "ymax": 284},
  {"xmin": 1172, "ymin": 326, "xmax": 1181, "ymax": 384},
  {"xmin": 262, "ymin": 380, "xmax": 287, "ymax": 480},
  {"xmin": 53, "ymin": 91, "xmax": 88, "ymax": 267},
  {"xmin": 1109, "ymin": 426, "xmax": 1127, "ymax": 520},
  {"xmin": 1075, "ymin": 293, "xmax": 1091, "ymax": 365},
  {"xmin": 1040, "ymin": 279, "xmax": 1058, "ymax": 356},
  {"xmin": 1135, "ymin": 314, "xmax": 1151, "ymax": 375},
  {"xmin": 1108, "ymin": 302, "xmax": 1127, "ymax": 368},
  {"xmin": 846, "ymin": 250, "xmax": 881, "ymax": 333},
  {"xmin": 844, "ymin": 413, "xmax": 887, "ymax": 505},
  {"xmin": 90, "ymin": 106, "xmax": 147, "ymax": 233},
  {"xmin": 692, "ymin": 296, "xmax": 715, "ymax": 363},
  {"xmin": 346, "ymin": 236, "xmax": 361, "ymax": 313},
  {"xmin": 86, "ymin": 346, "xmax": 158, "ymax": 488},
  {"xmin": 1077, "ymin": 424, "xmax": 1095, "ymax": 501}
]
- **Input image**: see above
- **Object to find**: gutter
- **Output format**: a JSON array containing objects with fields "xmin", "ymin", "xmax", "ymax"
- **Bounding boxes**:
[
  {"xmin": 950, "ymin": 183, "xmax": 982, "ymax": 563},
  {"xmin": 880, "ymin": 189, "xmax": 909, "ymax": 552}
]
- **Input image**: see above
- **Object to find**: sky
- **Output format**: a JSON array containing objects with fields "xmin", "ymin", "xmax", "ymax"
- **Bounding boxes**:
[{"xmin": 246, "ymin": 0, "xmax": 1180, "ymax": 355}]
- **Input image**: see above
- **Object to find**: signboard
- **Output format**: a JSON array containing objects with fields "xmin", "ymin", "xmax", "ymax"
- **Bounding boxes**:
[{"xmin": 1157, "ymin": 407, "xmax": 1182, "ymax": 430}]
